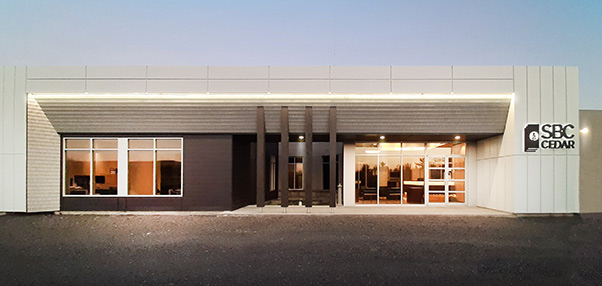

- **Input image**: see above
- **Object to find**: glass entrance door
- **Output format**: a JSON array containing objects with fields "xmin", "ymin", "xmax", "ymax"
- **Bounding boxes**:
[
  {"xmin": 427, "ymin": 156, "xmax": 466, "ymax": 204},
  {"xmin": 355, "ymin": 142, "xmax": 464, "ymax": 205}
]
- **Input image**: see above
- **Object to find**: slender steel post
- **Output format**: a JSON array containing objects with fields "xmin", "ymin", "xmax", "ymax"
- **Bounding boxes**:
[
  {"xmin": 280, "ymin": 107, "xmax": 289, "ymax": 208},
  {"xmin": 304, "ymin": 107, "xmax": 313, "ymax": 208},
  {"xmin": 256, "ymin": 107, "xmax": 265, "ymax": 208},
  {"xmin": 329, "ymin": 106, "xmax": 337, "ymax": 207}
]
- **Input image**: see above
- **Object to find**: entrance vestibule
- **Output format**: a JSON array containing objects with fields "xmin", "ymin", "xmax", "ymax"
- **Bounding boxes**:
[{"xmin": 355, "ymin": 142, "xmax": 466, "ymax": 205}]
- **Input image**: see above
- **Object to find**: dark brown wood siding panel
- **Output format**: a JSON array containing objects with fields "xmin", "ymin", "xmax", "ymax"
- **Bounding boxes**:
[
  {"xmin": 182, "ymin": 135, "xmax": 233, "ymax": 211},
  {"xmin": 61, "ymin": 135, "xmax": 234, "ymax": 211},
  {"xmin": 61, "ymin": 197, "xmax": 120, "ymax": 211}
]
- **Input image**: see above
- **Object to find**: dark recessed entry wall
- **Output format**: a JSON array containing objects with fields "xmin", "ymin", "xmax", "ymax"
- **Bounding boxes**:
[
  {"xmin": 61, "ymin": 135, "xmax": 238, "ymax": 211},
  {"xmin": 232, "ymin": 135, "xmax": 257, "ymax": 209}
]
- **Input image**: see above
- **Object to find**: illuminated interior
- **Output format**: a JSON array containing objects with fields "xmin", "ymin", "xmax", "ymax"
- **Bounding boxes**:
[
  {"xmin": 64, "ymin": 138, "xmax": 182, "ymax": 196},
  {"xmin": 355, "ymin": 142, "xmax": 466, "ymax": 205}
]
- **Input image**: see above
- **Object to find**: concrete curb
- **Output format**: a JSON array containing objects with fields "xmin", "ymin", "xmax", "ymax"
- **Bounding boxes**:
[
  {"xmin": 55, "ymin": 211, "xmax": 224, "ymax": 216},
  {"xmin": 220, "ymin": 213, "xmax": 515, "ymax": 217},
  {"xmin": 514, "ymin": 213, "xmax": 577, "ymax": 218},
  {"xmin": 55, "ymin": 207, "xmax": 515, "ymax": 217}
]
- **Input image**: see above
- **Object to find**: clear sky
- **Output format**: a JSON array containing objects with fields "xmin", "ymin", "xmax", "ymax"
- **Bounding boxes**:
[{"xmin": 1, "ymin": 0, "xmax": 601, "ymax": 109}]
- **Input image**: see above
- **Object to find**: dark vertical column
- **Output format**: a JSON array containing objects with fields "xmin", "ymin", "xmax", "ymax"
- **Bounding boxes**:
[
  {"xmin": 256, "ymin": 107, "xmax": 265, "ymax": 208},
  {"xmin": 280, "ymin": 107, "xmax": 289, "ymax": 208},
  {"xmin": 329, "ymin": 106, "xmax": 337, "ymax": 207},
  {"xmin": 304, "ymin": 107, "xmax": 313, "ymax": 208}
]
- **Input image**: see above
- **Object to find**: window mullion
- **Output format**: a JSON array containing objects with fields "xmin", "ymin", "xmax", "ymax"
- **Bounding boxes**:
[
  {"xmin": 89, "ymin": 138, "xmax": 93, "ymax": 196},
  {"xmin": 117, "ymin": 138, "xmax": 128, "ymax": 196},
  {"xmin": 153, "ymin": 139, "xmax": 157, "ymax": 196}
]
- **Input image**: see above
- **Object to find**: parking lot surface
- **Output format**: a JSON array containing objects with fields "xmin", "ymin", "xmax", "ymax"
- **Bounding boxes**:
[{"xmin": 0, "ymin": 213, "xmax": 600, "ymax": 285}]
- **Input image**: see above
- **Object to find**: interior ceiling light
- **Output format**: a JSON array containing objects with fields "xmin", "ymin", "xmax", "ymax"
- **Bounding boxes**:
[
  {"xmin": 379, "ymin": 136, "xmax": 385, "ymax": 140},
  {"xmin": 454, "ymin": 135, "xmax": 461, "ymax": 140},
  {"xmin": 299, "ymin": 135, "xmax": 305, "ymax": 140},
  {"xmin": 580, "ymin": 128, "xmax": 589, "ymax": 134}
]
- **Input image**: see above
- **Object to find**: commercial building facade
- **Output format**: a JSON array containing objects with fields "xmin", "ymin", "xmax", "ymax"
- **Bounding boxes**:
[{"xmin": 0, "ymin": 66, "xmax": 593, "ymax": 214}]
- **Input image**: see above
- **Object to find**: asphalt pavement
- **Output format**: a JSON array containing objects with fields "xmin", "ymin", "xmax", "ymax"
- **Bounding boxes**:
[{"xmin": 0, "ymin": 213, "xmax": 600, "ymax": 285}]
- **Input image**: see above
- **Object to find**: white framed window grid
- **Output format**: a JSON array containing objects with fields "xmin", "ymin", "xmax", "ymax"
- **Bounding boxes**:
[
  {"xmin": 354, "ymin": 142, "xmax": 466, "ymax": 205},
  {"xmin": 63, "ymin": 137, "xmax": 183, "ymax": 197}
]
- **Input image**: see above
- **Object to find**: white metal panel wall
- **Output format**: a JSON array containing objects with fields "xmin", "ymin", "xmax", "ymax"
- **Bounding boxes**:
[
  {"xmin": 453, "ymin": 66, "xmax": 514, "ymax": 79},
  {"xmin": 466, "ymin": 142, "xmax": 477, "ymax": 206},
  {"xmin": 477, "ymin": 66, "xmax": 580, "ymax": 214},
  {"xmin": 518, "ymin": 66, "xmax": 579, "ymax": 213},
  {"xmin": 513, "ymin": 67, "xmax": 528, "ymax": 212},
  {"xmin": 476, "ymin": 135, "xmax": 514, "ymax": 212},
  {"xmin": 26, "ymin": 65, "xmax": 520, "ymax": 95},
  {"xmin": 342, "ymin": 144, "xmax": 356, "ymax": 206},
  {"xmin": 566, "ymin": 68, "xmax": 579, "ymax": 212},
  {"xmin": 26, "ymin": 65, "xmax": 514, "ymax": 138},
  {"xmin": 0, "ymin": 67, "xmax": 27, "ymax": 212},
  {"xmin": 475, "ymin": 86, "xmax": 517, "ymax": 213},
  {"xmin": 27, "ymin": 95, "xmax": 60, "ymax": 212}
]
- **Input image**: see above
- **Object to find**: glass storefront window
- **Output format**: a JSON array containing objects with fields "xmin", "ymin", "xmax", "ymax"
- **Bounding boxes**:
[
  {"xmin": 426, "ymin": 143, "xmax": 466, "ymax": 155},
  {"xmin": 403, "ymin": 157, "xmax": 425, "ymax": 204},
  {"xmin": 64, "ymin": 138, "xmax": 183, "ymax": 197},
  {"xmin": 93, "ymin": 139, "xmax": 118, "ymax": 149},
  {"xmin": 449, "ymin": 181, "xmax": 465, "ymax": 192},
  {"xmin": 429, "ymin": 169, "xmax": 445, "ymax": 180},
  {"xmin": 288, "ymin": 157, "xmax": 303, "ymax": 190},
  {"xmin": 450, "ymin": 157, "xmax": 465, "ymax": 168},
  {"xmin": 129, "ymin": 139, "xmax": 154, "ymax": 149},
  {"xmin": 379, "ymin": 143, "xmax": 401, "ymax": 155},
  {"xmin": 92, "ymin": 150, "xmax": 118, "ymax": 195},
  {"xmin": 128, "ymin": 150, "xmax": 154, "ymax": 195},
  {"xmin": 402, "ymin": 157, "xmax": 425, "ymax": 182},
  {"xmin": 65, "ymin": 139, "xmax": 90, "ymax": 149},
  {"xmin": 450, "ymin": 169, "xmax": 465, "ymax": 180},
  {"xmin": 353, "ymin": 141, "xmax": 464, "ymax": 205},
  {"xmin": 379, "ymin": 156, "xmax": 401, "ymax": 204},
  {"xmin": 429, "ymin": 193, "xmax": 446, "ymax": 203},
  {"xmin": 426, "ymin": 143, "xmax": 448, "ymax": 155},
  {"xmin": 449, "ymin": 192, "xmax": 465, "ymax": 203},
  {"xmin": 355, "ymin": 143, "xmax": 380, "ymax": 154},
  {"xmin": 156, "ymin": 150, "xmax": 182, "ymax": 195},
  {"xmin": 355, "ymin": 155, "xmax": 377, "ymax": 204},
  {"xmin": 65, "ymin": 150, "xmax": 91, "ymax": 195},
  {"xmin": 270, "ymin": 155, "xmax": 277, "ymax": 191},
  {"xmin": 402, "ymin": 143, "xmax": 425, "ymax": 155},
  {"xmin": 451, "ymin": 143, "xmax": 466, "ymax": 155},
  {"xmin": 156, "ymin": 139, "xmax": 181, "ymax": 149},
  {"xmin": 429, "ymin": 157, "xmax": 447, "ymax": 168}
]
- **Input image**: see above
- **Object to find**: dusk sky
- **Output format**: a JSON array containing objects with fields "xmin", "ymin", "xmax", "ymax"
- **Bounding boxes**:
[{"xmin": 1, "ymin": 0, "xmax": 601, "ymax": 109}]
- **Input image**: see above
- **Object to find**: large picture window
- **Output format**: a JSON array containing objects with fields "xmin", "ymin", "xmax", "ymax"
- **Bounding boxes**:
[{"xmin": 63, "ymin": 138, "xmax": 183, "ymax": 197}]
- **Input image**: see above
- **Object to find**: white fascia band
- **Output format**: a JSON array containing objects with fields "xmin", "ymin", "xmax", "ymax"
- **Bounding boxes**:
[{"xmin": 31, "ymin": 93, "xmax": 514, "ymax": 102}]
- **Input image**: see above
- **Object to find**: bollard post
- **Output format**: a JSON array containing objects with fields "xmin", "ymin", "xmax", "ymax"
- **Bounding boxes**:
[{"xmin": 337, "ymin": 183, "xmax": 343, "ymax": 206}]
